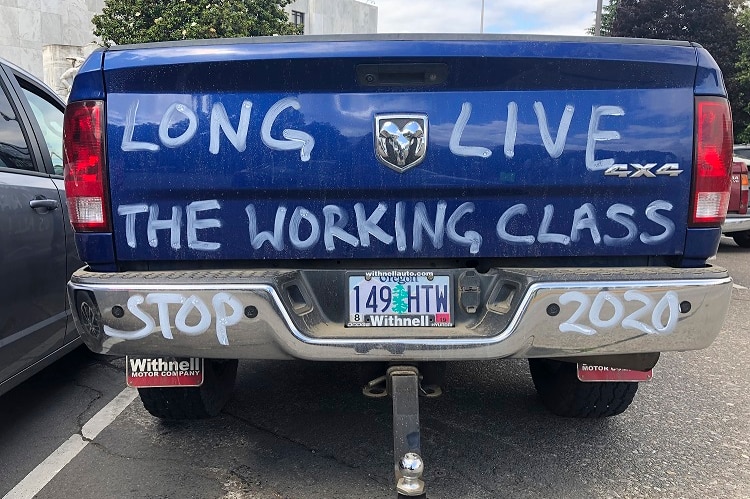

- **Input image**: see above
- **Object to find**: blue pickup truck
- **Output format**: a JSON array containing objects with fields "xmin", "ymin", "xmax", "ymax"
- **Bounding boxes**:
[{"xmin": 64, "ymin": 34, "xmax": 733, "ymax": 494}]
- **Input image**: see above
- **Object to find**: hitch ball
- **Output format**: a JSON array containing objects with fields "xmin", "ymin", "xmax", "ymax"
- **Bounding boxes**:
[{"xmin": 397, "ymin": 452, "xmax": 425, "ymax": 496}]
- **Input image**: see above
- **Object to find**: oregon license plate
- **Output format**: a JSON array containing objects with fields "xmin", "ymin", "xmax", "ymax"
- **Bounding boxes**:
[{"xmin": 347, "ymin": 271, "xmax": 453, "ymax": 327}]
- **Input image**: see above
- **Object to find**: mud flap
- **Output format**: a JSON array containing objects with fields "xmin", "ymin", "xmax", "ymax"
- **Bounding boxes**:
[
  {"xmin": 577, "ymin": 363, "xmax": 653, "ymax": 382},
  {"xmin": 126, "ymin": 356, "xmax": 204, "ymax": 388}
]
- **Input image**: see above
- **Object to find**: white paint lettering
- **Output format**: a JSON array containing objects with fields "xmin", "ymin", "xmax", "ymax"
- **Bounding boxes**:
[
  {"xmin": 210, "ymin": 100, "xmax": 252, "ymax": 154},
  {"xmin": 121, "ymin": 99, "xmax": 641, "ymax": 169},
  {"xmin": 537, "ymin": 205, "xmax": 571, "ymax": 245},
  {"xmin": 604, "ymin": 204, "xmax": 637, "ymax": 247},
  {"xmin": 641, "ymin": 200, "xmax": 675, "ymax": 245},
  {"xmin": 175, "ymin": 295, "xmax": 212, "ymax": 335},
  {"xmin": 395, "ymin": 201, "xmax": 407, "ymax": 252},
  {"xmin": 118, "ymin": 204, "xmax": 148, "ymax": 248},
  {"xmin": 246, "ymin": 204, "xmax": 287, "ymax": 251},
  {"xmin": 622, "ymin": 290, "xmax": 656, "ymax": 334},
  {"xmin": 504, "ymin": 101, "xmax": 518, "ymax": 159},
  {"xmin": 114, "ymin": 199, "xmax": 680, "ymax": 255},
  {"xmin": 413, "ymin": 201, "xmax": 447, "ymax": 251},
  {"xmin": 497, "ymin": 203, "xmax": 535, "ymax": 245},
  {"xmin": 212, "ymin": 292, "xmax": 243, "ymax": 346},
  {"xmin": 261, "ymin": 97, "xmax": 315, "ymax": 161},
  {"xmin": 559, "ymin": 291, "xmax": 596, "ymax": 335},
  {"xmin": 354, "ymin": 202, "xmax": 394, "ymax": 247},
  {"xmin": 449, "ymin": 102, "xmax": 492, "ymax": 158},
  {"xmin": 122, "ymin": 101, "xmax": 160, "ymax": 152},
  {"xmin": 446, "ymin": 202, "xmax": 483, "ymax": 254},
  {"xmin": 145, "ymin": 293, "xmax": 185, "ymax": 340},
  {"xmin": 187, "ymin": 200, "xmax": 221, "ymax": 251},
  {"xmin": 558, "ymin": 290, "xmax": 680, "ymax": 336},
  {"xmin": 323, "ymin": 204, "xmax": 358, "ymax": 251},
  {"xmin": 102, "ymin": 292, "xmax": 245, "ymax": 344},
  {"xmin": 570, "ymin": 203, "xmax": 601, "ymax": 245},
  {"xmin": 534, "ymin": 102, "xmax": 575, "ymax": 159},
  {"xmin": 289, "ymin": 206, "xmax": 321, "ymax": 250},
  {"xmin": 147, "ymin": 205, "xmax": 182, "ymax": 249},
  {"xmin": 588, "ymin": 291, "xmax": 624, "ymax": 329},
  {"xmin": 586, "ymin": 105, "xmax": 625, "ymax": 171},
  {"xmin": 159, "ymin": 103, "xmax": 198, "ymax": 148},
  {"xmin": 652, "ymin": 291, "xmax": 679, "ymax": 334},
  {"xmin": 103, "ymin": 295, "xmax": 156, "ymax": 340}
]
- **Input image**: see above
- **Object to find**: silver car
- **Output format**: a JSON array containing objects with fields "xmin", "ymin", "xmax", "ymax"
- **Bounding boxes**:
[{"xmin": 0, "ymin": 58, "xmax": 83, "ymax": 396}]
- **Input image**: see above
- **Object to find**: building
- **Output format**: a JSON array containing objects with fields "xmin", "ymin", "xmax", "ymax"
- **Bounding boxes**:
[
  {"xmin": 0, "ymin": 0, "xmax": 104, "ymax": 98},
  {"xmin": 286, "ymin": 0, "xmax": 377, "ymax": 35},
  {"xmin": 0, "ymin": 0, "xmax": 377, "ymax": 100}
]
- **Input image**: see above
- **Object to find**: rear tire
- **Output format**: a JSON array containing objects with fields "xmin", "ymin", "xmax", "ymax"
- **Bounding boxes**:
[
  {"xmin": 528, "ymin": 359, "xmax": 638, "ymax": 418},
  {"xmin": 138, "ymin": 359, "xmax": 238, "ymax": 419},
  {"xmin": 732, "ymin": 231, "xmax": 750, "ymax": 248}
]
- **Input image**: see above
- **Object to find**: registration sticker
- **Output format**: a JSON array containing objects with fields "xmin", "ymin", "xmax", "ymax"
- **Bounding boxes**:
[
  {"xmin": 347, "ymin": 271, "xmax": 453, "ymax": 327},
  {"xmin": 126, "ymin": 356, "xmax": 204, "ymax": 388},
  {"xmin": 577, "ymin": 363, "xmax": 653, "ymax": 382}
]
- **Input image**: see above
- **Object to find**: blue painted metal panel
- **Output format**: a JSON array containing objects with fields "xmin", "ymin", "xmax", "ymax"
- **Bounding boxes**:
[
  {"xmin": 74, "ymin": 233, "xmax": 115, "ymax": 264},
  {"xmin": 683, "ymin": 227, "xmax": 722, "ymax": 261},
  {"xmin": 68, "ymin": 50, "xmax": 105, "ymax": 102},
  {"xmin": 102, "ymin": 38, "xmax": 698, "ymax": 71},
  {"xmin": 105, "ymin": 88, "xmax": 693, "ymax": 261},
  {"xmin": 693, "ymin": 46, "xmax": 726, "ymax": 96},
  {"xmin": 66, "ymin": 37, "xmax": 722, "ymax": 263}
]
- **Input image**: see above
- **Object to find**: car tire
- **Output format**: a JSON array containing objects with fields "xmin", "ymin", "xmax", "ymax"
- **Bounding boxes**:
[
  {"xmin": 732, "ymin": 231, "xmax": 750, "ymax": 248},
  {"xmin": 137, "ymin": 359, "xmax": 238, "ymax": 419},
  {"xmin": 528, "ymin": 358, "xmax": 638, "ymax": 418}
]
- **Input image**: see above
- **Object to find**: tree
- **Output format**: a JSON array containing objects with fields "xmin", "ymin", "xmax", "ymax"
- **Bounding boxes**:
[
  {"xmin": 391, "ymin": 285, "xmax": 408, "ymax": 314},
  {"xmin": 608, "ymin": 0, "xmax": 744, "ymax": 141},
  {"xmin": 92, "ymin": 0, "xmax": 301, "ymax": 46},
  {"xmin": 611, "ymin": 0, "xmax": 738, "ymax": 67},
  {"xmin": 588, "ymin": 0, "xmax": 618, "ymax": 36},
  {"xmin": 734, "ymin": 6, "xmax": 750, "ymax": 142}
]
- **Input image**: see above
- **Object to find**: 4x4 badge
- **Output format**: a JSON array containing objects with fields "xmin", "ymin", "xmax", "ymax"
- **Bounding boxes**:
[
  {"xmin": 604, "ymin": 163, "xmax": 683, "ymax": 178},
  {"xmin": 375, "ymin": 114, "xmax": 428, "ymax": 173}
]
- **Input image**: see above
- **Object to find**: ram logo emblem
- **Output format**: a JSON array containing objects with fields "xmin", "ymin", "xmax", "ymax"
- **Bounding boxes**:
[{"xmin": 375, "ymin": 114, "xmax": 428, "ymax": 173}]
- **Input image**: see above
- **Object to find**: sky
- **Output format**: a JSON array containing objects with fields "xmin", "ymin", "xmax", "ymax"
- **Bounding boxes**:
[{"xmin": 372, "ymin": 0, "xmax": 601, "ymax": 36}]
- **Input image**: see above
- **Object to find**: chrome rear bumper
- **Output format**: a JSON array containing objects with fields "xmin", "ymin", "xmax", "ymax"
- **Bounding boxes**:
[
  {"xmin": 721, "ymin": 214, "xmax": 750, "ymax": 233},
  {"xmin": 68, "ymin": 266, "xmax": 732, "ymax": 362}
]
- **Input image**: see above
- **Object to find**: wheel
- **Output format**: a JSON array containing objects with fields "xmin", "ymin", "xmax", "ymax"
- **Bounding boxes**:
[
  {"xmin": 528, "ymin": 358, "xmax": 638, "ymax": 418},
  {"xmin": 137, "ymin": 359, "xmax": 238, "ymax": 419},
  {"xmin": 732, "ymin": 231, "xmax": 750, "ymax": 248}
]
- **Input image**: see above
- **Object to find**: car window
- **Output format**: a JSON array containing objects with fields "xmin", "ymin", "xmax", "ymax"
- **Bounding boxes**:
[
  {"xmin": 21, "ymin": 87, "xmax": 64, "ymax": 175},
  {"xmin": 734, "ymin": 148, "xmax": 750, "ymax": 161},
  {"xmin": 0, "ymin": 83, "xmax": 34, "ymax": 172}
]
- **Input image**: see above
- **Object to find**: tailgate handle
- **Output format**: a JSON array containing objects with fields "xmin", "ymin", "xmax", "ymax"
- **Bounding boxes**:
[{"xmin": 357, "ymin": 63, "xmax": 448, "ymax": 87}]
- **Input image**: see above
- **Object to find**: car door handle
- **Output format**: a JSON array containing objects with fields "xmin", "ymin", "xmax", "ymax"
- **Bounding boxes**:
[{"xmin": 29, "ymin": 198, "xmax": 60, "ymax": 211}]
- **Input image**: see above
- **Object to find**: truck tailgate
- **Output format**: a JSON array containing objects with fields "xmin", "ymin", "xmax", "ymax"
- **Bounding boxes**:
[{"xmin": 101, "ymin": 37, "xmax": 697, "ymax": 261}]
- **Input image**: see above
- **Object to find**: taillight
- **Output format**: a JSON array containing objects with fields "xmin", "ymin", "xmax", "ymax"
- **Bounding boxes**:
[
  {"xmin": 63, "ymin": 100, "xmax": 109, "ymax": 232},
  {"xmin": 741, "ymin": 166, "xmax": 749, "ymax": 215},
  {"xmin": 690, "ymin": 97, "xmax": 733, "ymax": 227}
]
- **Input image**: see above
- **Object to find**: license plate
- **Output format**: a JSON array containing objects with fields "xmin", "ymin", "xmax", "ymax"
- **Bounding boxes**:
[
  {"xmin": 577, "ymin": 363, "xmax": 653, "ymax": 382},
  {"xmin": 126, "ymin": 357, "xmax": 204, "ymax": 388},
  {"xmin": 347, "ymin": 271, "xmax": 453, "ymax": 327}
]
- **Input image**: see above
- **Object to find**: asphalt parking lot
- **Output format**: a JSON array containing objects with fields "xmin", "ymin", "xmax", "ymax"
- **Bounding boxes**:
[{"xmin": 1, "ymin": 239, "xmax": 748, "ymax": 499}]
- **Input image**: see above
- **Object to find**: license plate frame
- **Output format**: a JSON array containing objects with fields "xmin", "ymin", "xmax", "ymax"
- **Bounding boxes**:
[
  {"xmin": 346, "ymin": 271, "xmax": 453, "ymax": 328},
  {"xmin": 126, "ymin": 356, "xmax": 204, "ymax": 388}
]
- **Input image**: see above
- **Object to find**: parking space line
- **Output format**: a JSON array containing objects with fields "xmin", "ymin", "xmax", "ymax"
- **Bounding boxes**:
[
  {"xmin": 733, "ymin": 283, "xmax": 748, "ymax": 290},
  {"xmin": 3, "ymin": 387, "xmax": 137, "ymax": 499}
]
